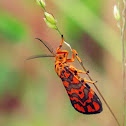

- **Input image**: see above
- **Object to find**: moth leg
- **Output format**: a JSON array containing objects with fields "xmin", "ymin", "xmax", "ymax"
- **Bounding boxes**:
[
  {"xmin": 55, "ymin": 35, "xmax": 69, "ymax": 62},
  {"xmin": 56, "ymin": 35, "xmax": 68, "ymax": 54},
  {"xmin": 66, "ymin": 53, "xmax": 75, "ymax": 62},
  {"xmin": 68, "ymin": 64, "xmax": 89, "ymax": 75},
  {"xmin": 72, "ymin": 49, "xmax": 82, "ymax": 64},
  {"xmin": 79, "ymin": 78, "xmax": 95, "ymax": 84},
  {"xmin": 84, "ymin": 79, "xmax": 96, "ymax": 84}
]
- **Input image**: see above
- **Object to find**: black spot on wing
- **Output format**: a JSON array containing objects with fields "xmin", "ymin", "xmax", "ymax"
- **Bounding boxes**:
[
  {"xmin": 85, "ymin": 83, "xmax": 90, "ymax": 89},
  {"xmin": 74, "ymin": 70, "xmax": 77, "ymax": 75}
]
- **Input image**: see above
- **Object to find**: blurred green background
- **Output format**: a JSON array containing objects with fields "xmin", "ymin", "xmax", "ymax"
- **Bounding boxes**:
[{"xmin": 0, "ymin": 0, "xmax": 125, "ymax": 126}]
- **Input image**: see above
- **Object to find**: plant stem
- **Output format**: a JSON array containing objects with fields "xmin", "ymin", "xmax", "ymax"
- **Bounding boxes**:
[
  {"xmin": 121, "ymin": 1, "xmax": 126, "ymax": 126},
  {"xmin": 56, "ymin": 28, "xmax": 62, "ymax": 36}
]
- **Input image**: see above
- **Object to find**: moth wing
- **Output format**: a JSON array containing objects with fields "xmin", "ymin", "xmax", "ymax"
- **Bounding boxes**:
[{"xmin": 61, "ymin": 67, "xmax": 103, "ymax": 114}]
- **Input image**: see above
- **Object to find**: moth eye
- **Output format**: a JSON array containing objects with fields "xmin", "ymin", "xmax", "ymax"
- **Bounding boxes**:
[{"xmin": 59, "ymin": 57, "xmax": 62, "ymax": 59}]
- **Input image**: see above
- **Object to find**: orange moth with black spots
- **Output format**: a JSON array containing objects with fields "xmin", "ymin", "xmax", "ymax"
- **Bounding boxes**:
[{"xmin": 26, "ymin": 35, "xmax": 103, "ymax": 114}]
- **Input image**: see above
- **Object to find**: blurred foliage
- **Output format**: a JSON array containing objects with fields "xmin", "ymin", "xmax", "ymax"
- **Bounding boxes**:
[
  {"xmin": 65, "ymin": 0, "xmax": 101, "ymax": 39},
  {"xmin": 0, "ymin": 10, "xmax": 27, "ymax": 43},
  {"xmin": 81, "ymin": 0, "xmax": 101, "ymax": 15},
  {"xmin": 0, "ymin": 63, "xmax": 23, "ymax": 96},
  {"xmin": 0, "ymin": 63, "xmax": 11, "ymax": 96}
]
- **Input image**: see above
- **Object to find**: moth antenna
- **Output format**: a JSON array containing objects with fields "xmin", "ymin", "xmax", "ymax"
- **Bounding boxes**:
[
  {"xmin": 35, "ymin": 38, "xmax": 55, "ymax": 56},
  {"xmin": 25, "ymin": 55, "xmax": 55, "ymax": 61}
]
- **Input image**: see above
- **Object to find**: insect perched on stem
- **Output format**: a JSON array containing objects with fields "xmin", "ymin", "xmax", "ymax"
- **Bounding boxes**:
[{"xmin": 26, "ymin": 35, "xmax": 103, "ymax": 114}]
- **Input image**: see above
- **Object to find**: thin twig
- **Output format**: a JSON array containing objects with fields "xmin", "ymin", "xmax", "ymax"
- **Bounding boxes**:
[{"xmin": 121, "ymin": 1, "xmax": 126, "ymax": 126}]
